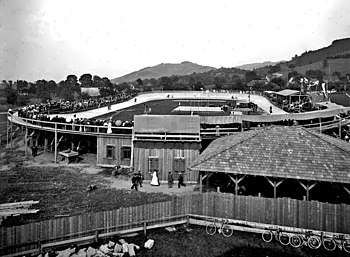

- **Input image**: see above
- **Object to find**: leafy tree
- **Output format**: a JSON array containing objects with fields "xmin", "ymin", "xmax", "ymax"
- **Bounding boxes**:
[
  {"xmin": 244, "ymin": 71, "xmax": 260, "ymax": 83},
  {"xmin": 116, "ymin": 82, "xmax": 130, "ymax": 92},
  {"xmin": 79, "ymin": 74, "xmax": 93, "ymax": 87},
  {"xmin": 270, "ymin": 77, "xmax": 285, "ymax": 89},
  {"xmin": 157, "ymin": 76, "xmax": 173, "ymax": 90},
  {"xmin": 58, "ymin": 80, "xmax": 75, "ymax": 101},
  {"xmin": 269, "ymin": 64, "xmax": 281, "ymax": 73},
  {"xmin": 93, "ymin": 75, "xmax": 104, "ymax": 88},
  {"xmin": 136, "ymin": 78, "xmax": 143, "ymax": 87},
  {"xmin": 5, "ymin": 84, "xmax": 17, "ymax": 105},
  {"xmin": 194, "ymin": 81, "xmax": 203, "ymax": 91},
  {"xmin": 288, "ymin": 71, "xmax": 300, "ymax": 80}
]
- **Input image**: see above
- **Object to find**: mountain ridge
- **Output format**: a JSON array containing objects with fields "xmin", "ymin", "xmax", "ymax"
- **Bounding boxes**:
[{"xmin": 112, "ymin": 61, "xmax": 215, "ymax": 84}]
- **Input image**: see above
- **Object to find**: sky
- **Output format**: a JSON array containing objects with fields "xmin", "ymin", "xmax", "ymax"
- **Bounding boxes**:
[{"xmin": 0, "ymin": 0, "xmax": 349, "ymax": 82}]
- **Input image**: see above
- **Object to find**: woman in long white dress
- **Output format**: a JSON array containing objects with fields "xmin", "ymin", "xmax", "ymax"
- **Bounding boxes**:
[{"xmin": 150, "ymin": 170, "xmax": 160, "ymax": 186}]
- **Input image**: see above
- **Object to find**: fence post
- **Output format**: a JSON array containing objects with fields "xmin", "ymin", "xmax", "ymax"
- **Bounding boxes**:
[
  {"xmin": 38, "ymin": 240, "xmax": 42, "ymax": 254},
  {"xmin": 143, "ymin": 221, "xmax": 147, "ymax": 235},
  {"xmin": 95, "ymin": 230, "xmax": 99, "ymax": 242},
  {"xmin": 186, "ymin": 215, "xmax": 190, "ymax": 227}
]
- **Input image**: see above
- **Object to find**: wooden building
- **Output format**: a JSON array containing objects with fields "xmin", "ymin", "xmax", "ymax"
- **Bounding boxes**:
[
  {"xmin": 97, "ymin": 134, "xmax": 132, "ymax": 167},
  {"xmin": 189, "ymin": 126, "xmax": 350, "ymax": 204},
  {"xmin": 133, "ymin": 115, "xmax": 201, "ymax": 182}
]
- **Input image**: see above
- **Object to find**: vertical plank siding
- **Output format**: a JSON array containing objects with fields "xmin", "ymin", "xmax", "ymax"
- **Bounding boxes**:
[
  {"xmin": 1, "ymin": 193, "xmax": 350, "ymax": 255},
  {"xmin": 97, "ymin": 136, "xmax": 132, "ymax": 166},
  {"xmin": 133, "ymin": 142, "xmax": 200, "ymax": 182}
]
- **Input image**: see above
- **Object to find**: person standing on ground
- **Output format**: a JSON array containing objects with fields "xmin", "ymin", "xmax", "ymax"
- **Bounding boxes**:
[
  {"xmin": 150, "ymin": 170, "xmax": 160, "ymax": 186},
  {"xmin": 178, "ymin": 172, "xmax": 186, "ymax": 188},
  {"xmin": 167, "ymin": 171, "xmax": 174, "ymax": 188},
  {"xmin": 131, "ymin": 174, "xmax": 138, "ymax": 191},
  {"xmin": 269, "ymin": 106, "xmax": 273, "ymax": 114},
  {"xmin": 136, "ymin": 171, "xmax": 143, "ymax": 187}
]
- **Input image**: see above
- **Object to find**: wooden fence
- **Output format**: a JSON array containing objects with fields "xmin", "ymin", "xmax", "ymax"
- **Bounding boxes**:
[{"xmin": 1, "ymin": 193, "xmax": 350, "ymax": 256}]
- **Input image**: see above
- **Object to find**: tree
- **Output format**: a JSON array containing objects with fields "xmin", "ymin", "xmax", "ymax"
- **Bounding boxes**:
[
  {"xmin": 136, "ymin": 78, "xmax": 143, "ymax": 87},
  {"xmin": 4, "ymin": 84, "xmax": 17, "ymax": 105},
  {"xmin": 157, "ymin": 76, "xmax": 173, "ymax": 90},
  {"xmin": 93, "ymin": 75, "xmax": 104, "ymax": 88},
  {"xmin": 79, "ymin": 74, "xmax": 93, "ymax": 87},
  {"xmin": 194, "ymin": 81, "xmax": 203, "ymax": 91},
  {"xmin": 245, "ymin": 71, "xmax": 260, "ymax": 83}
]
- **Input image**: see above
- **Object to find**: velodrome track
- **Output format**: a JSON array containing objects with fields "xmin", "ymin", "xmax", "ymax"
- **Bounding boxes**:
[{"xmin": 46, "ymin": 91, "xmax": 287, "ymax": 121}]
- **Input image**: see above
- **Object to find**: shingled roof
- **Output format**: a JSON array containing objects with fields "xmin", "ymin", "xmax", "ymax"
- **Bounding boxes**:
[{"xmin": 189, "ymin": 126, "xmax": 350, "ymax": 184}]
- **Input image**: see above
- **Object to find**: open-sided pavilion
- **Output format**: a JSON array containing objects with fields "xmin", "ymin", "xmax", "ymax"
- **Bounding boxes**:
[{"xmin": 189, "ymin": 126, "xmax": 350, "ymax": 204}]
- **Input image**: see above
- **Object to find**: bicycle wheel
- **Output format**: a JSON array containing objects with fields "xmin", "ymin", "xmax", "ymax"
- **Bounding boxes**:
[
  {"xmin": 290, "ymin": 235, "xmax": 303, "ymax": 248},
  {"xmin": 206, "ymin": 223, "xmax": 216, "ymax": 235},
  {"xmin": 342, "ymin": 239, "xmax": 350, "ymax": 253},
  {"xmin": 279, "ymin": 233, "xmax": 290, "ymax": 246},
  {"xmin": 222, "ymin": 224, "xmax": 233, "ymax": 237},
  {"xmin": 307, "ymin": 236, "xmax": 321, "ymax": 249},
  {"xmin": 323, "ymin": 238, "xmax": 336, "ymax": 251},
  {"xmin": 262, "ymin": 230, "xmax": 274, "ymax": 243}
]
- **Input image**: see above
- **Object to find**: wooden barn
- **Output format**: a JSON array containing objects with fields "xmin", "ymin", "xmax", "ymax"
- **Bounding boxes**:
[
  {"xmin": 133, "ymin": 115, "xmax": 201, "ymax": 182},
  {"xmin": 189, "ymin": 126, "xmax": 350, "ymax": 204}
]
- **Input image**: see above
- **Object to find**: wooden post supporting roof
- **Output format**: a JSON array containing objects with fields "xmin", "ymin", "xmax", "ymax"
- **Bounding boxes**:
[
  {"xmin": 228, "ymin": 174, "xmax": 246, "ymax": 195},
  {"xmin": 199, "ymin": 172, "xmax": 213, "ymax": 193},
  {"xmin": 343, "ymin": 185, "xmax": 350, "ymax": 196},
  {"xmin": 265, "ymin": 177, "xmax": 285, "ymax": 199},
  {"xmin": 298, "ymin": 180, "xmax": 317, "ymax": 201}
]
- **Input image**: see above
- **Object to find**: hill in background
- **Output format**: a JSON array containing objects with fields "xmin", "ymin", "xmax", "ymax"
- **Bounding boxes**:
[
  {"xmin": 235, "ymin": 61, "xmax": 281, "ymax": 71},
  {"xmin": 112, "ymin": 61, "xmax": 215, "ymax": 84}
]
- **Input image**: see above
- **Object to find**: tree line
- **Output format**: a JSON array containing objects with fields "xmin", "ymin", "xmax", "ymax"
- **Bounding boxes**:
[{"xmin": 3, "ymin": 67, "xmax": 349, "ymax": 107}]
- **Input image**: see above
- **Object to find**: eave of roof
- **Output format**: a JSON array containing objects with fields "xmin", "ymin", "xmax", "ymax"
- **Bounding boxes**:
[{"xmin": 189, "ymin": 126, "xmax": 350, "ymax": 184}]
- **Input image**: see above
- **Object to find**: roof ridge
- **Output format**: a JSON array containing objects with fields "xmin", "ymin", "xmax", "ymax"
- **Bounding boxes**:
[
  {"xmin": 190, "ymin": 127, "xmax": 272, "ymax": 169},
  {"xmin": 302, "ymin": 127, "xmax": 350, "ymax": 154}
]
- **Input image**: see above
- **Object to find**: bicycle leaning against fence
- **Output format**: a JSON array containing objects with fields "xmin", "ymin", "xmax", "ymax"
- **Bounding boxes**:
[
  {"xmin": 206, "ymin": 218, "xmax": 234, "ymax": 237},
  {"xmin": 261, "ymin": 226, "xmax": 290, "ymax": 246},
  {"xmin": 289, "ymin": 230, "xmax": 322, "ymax": 249},
  {"xmin": 322, "ymin": 233, "xmax": 350, "ymax": 253}
]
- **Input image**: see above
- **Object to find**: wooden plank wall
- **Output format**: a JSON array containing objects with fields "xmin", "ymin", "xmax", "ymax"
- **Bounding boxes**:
[
  {"xmin": 133, "ymin": 142, "xmax": 200, "ymax": 182},
  {"xmin": 96, "ymin": 136, "xmax": 132, "ymax": 166},
  {"xmin": 189, "ymin": 193, "xmax": 350, "ymax": 234},
  {"xmin": 1, "ymin": 193, "xmax": 350, "ymax": 255}
]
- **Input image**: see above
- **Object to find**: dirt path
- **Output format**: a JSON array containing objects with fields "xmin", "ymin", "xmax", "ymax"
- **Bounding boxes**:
[{"xmin": 18, "ymin": 150, "xmax": 197, "ymax": 196}]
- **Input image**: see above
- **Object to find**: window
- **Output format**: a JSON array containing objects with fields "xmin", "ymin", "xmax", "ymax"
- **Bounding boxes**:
[
  {"xmin": 106, "ymin": 145, "xmax": 115, "ymax": 159},
  {"xmin": 148, "ymin": 157, "xmax": 159, "ymax": 173},
  {"xmin": 121, "ymin": 146, "xmax": 131, "ymax": 160},
  {"xmin": 173, "ymin": 157, "xmax": 185, "ymax": 173}
]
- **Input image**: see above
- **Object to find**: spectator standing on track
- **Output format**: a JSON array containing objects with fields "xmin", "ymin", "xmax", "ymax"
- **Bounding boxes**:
[
  {"xmin": 269, "ymin": 106, "xmax": 273, "ymax": 114},
  {"xmin": 178, "ymin": 172, "xmax": 186, "ymax": 188}
]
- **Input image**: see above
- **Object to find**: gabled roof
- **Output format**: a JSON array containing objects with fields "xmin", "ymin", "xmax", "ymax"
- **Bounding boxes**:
[{"xmin": 189, "ymin": 126, "xmax": 350, "ymax": 184}]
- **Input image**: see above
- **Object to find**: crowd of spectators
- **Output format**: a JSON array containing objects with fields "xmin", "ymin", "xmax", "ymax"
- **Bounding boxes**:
[
  {"xmin": 17, "ymin": 94, "xmax": 132, "ymax": 116},
  {"xmin": 15, "ymin": 95, "xmax": 134, "ymax": 133}
]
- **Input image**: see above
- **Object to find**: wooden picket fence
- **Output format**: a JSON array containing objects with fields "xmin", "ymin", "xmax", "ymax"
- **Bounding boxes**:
[{"xmin": 1, "ymin": 193, "xmax": 350, "ymax": 256}]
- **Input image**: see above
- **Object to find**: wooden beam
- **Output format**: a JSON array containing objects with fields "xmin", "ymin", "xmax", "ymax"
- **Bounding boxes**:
[
  {"xmin": 298, "ymin": 180, "xmax": 317, "ymax": 201},
  {"xmin": 265, "ymin": 177, "xmax": 285, "ymax": 198},
  {"xmin": 199, "ymin": 172, "xmax": 203, "ymax": 193},
  {"xmin": 227, "ymin": 174, "xmax": 246, "ymax": 195},
  {"xmin": 343, "ymin": 185, "xmax": 350, "ymax": 196}
]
